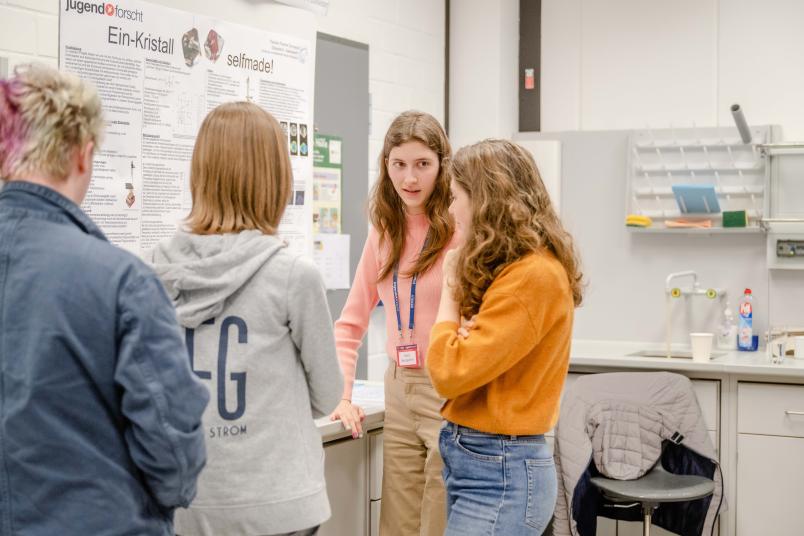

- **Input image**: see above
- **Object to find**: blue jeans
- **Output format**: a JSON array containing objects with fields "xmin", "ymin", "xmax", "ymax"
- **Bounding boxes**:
[{"xmin": 440, "ymin": 421, "xmax": 557, "ymax": 535}]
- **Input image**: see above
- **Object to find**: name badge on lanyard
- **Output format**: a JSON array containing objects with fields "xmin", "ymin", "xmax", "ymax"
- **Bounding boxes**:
[
  {"xmin": 392, "ymin": 232, "xmax": 428, "ymax": 369},
  {"xmin": 396, "ymin": 343, "xmax": 420, "ymax": 368}
]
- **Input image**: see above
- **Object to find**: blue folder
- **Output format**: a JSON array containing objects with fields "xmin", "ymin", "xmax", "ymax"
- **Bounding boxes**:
[{"xmin": 671, "ymin": 184, "xmax": 721, "ymax": 214}]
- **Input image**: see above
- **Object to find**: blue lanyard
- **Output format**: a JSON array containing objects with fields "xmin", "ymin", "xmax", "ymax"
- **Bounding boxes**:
[{"xmin": 392, "ymin": 231, "xmax": 430, "ymax": 341}]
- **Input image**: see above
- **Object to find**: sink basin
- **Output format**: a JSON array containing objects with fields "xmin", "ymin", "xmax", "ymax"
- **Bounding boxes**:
[{"xmin": 627, "ymin": 349, "xmax": 726, "ymax": 359}]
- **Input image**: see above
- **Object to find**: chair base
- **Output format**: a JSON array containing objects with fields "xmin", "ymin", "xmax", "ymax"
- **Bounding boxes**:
[{"xmin": 642, "ymin": 503, "xmax": 655, "ymax": 536}]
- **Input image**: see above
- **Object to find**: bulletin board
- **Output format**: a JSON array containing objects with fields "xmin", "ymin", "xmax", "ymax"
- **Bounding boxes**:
[{"xmin": 313, "ymin": 133, "xmax": 343, "ymax": 234}]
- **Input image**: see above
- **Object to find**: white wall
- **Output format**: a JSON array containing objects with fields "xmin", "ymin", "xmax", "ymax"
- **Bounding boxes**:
[
  {"xmin": 717, "ymin": 0, "xmax": 804, "ymax": 142},
  {"xmin": 448, "ymin": 0, "xmax": 518, "ymax": 149},
  {"xmin": 0, "ymin": 0, "xmax": 59, "ymax": 71},
  {"xmin": 542, "ymin": 0, "xmax": 804, "ymax": 140}
]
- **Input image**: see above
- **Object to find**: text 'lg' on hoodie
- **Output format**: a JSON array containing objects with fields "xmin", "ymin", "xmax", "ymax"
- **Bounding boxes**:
[{"xmin": 149, "ymin": 229, "xmax": 344, "ymax": 535}]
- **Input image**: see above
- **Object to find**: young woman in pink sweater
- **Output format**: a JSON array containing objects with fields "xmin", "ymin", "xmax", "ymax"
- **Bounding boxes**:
[{"xmin": 330, "ymin": 110, "xmax": 456, "ymax": 535}]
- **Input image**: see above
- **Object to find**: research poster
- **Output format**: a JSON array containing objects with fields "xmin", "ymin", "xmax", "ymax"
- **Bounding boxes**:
[
  {"xmin": 312, "ymin": 133, "xmax": 342, "ymax": 234},
  {"xmin": 59, "ymin": 0, "xmax": 314, "ymax": 256}
]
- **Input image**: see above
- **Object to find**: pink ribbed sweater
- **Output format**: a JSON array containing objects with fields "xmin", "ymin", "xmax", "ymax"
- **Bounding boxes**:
[{"xmin": 334, "ymin": 213, "xmax": 455, "ymax": 400}]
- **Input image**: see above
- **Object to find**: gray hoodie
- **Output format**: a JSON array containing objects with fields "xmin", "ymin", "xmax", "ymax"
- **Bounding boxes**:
[{"xmin": 149, "ymin": 230, "xmax": 343, "ymax": 535}]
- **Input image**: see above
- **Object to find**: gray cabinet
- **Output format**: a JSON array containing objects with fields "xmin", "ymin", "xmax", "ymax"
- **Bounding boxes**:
[
  {"xmin": 319, "ymin": 428, "xmax": 384, "ymax": 536},
  {"xmin": 320, "ymin": 436, "xmax": 368, "ymax": 536}
]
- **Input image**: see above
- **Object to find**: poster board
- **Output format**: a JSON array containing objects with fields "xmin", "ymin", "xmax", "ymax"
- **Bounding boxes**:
[
  {"xmin": 312, "ymin": 133, "xmax": 342, "ymax": 234},
  {"xmin": 59, "ymin": 0, "xmax": 314, "ymax": 256}
]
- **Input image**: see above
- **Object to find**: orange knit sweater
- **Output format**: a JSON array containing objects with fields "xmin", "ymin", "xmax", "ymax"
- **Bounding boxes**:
[{"xmin": 427, "ymin": 251, "xmax": 574, "ymax": 435}]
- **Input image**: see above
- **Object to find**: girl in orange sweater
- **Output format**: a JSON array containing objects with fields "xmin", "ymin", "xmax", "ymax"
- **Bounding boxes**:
[{"xmin": 427, "ymin": 139, "xmax": 584, "ymax": 535}]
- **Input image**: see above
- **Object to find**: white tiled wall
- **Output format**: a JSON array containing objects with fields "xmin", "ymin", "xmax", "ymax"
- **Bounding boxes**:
[{"xmin": 0, "ymin": 1, "xmax": 59, "ymax": 72}]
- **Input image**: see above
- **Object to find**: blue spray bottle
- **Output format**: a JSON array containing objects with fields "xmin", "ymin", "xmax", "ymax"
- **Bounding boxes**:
[{"xmin": 738, "ymin": 288, "xmax": 754, "ymax": 351}]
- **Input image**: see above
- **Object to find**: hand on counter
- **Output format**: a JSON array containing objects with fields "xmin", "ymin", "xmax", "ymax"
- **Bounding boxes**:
[{"xmin": 330, "ymin": 399, "xmax": 366, "ymax": 439}]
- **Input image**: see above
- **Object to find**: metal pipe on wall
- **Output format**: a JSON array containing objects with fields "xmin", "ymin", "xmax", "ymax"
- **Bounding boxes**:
[{"xmin": 731, "ymin": 104, "xmax": 752, "ymax": 144}]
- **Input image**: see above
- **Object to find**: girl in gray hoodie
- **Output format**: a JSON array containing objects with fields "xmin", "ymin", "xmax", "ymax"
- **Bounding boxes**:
[{"xmin": 150, "ymin": 102, "xmax": 343, "ymax": 536}]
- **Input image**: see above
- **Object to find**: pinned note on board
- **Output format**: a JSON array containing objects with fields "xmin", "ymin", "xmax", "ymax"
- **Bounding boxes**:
[
  {"xmin": 671, "ymin": 184, "xmax": 721, "ymax": 214},
  {"xmin": 313, "ymin": 233, "xmax": 350, "ymax": 290}
]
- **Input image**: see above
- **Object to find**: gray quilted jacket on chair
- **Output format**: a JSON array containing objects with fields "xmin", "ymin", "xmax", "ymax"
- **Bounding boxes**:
[{"xmin": 552, "ymin": 371, "xmax": 725, "ymax": 536}]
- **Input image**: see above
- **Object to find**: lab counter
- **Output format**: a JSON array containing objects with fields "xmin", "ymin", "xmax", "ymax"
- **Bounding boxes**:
[
  {"xmin": 567, "ymin": 339, "xmax": 804, "ymax": 536},
  {"xmin": 570, "ymin": 339, "xmax": 804, "ymax": 379},
  {"xmin": 316, "ymin": 348, "xmax": 804, "ymax": 535},
  {"xmin": 316, "ymin": 380, "xmax": 385, "ymax": 443},
  {"xmin": 316, "ymin": 407, "xmax": 384, "ymax": 443}
]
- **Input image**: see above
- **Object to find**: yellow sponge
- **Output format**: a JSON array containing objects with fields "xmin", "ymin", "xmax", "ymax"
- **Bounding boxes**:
[{"xmin": 626, "ymin": 214, "xmax": 653, "ymax": 228}]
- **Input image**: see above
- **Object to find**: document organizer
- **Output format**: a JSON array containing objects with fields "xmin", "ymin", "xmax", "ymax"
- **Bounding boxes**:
[{"xmin": 671, "ymin": 184, "xmax": 721, "ymax": 214}]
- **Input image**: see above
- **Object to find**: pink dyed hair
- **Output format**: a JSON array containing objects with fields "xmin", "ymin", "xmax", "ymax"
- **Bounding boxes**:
[
  {"xmin": 0, "ymin": 64, "xmax": 103, "ymax": 181},
  {"xmin": 0, "ymin": 78, "xmax": 24, "ymax": 179}
]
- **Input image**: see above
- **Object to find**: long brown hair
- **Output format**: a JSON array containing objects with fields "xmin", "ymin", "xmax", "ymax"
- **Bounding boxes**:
[
  {"xmin": 449, "ymin": 139, "xmax": 584, "ymax": 318},
  {"xmin": 370, "ymin": 110, "xmax": 453, "ymax": 279},
  {"xmin": 186, "ymin": 102, "xmax": 291, "ymax": 235}
]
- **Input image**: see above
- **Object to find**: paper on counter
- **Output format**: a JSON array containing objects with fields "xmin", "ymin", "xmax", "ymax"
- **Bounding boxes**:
[
  {"xmin": 313, "ymin": 233, "xmax": 350, "ymax": 289},
  {"xmin": 352, "ymin": 380, "xmax": 384, "ymax": 405}
]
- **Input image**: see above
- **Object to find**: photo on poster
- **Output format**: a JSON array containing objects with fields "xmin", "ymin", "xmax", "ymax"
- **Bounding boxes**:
[
  {"xmin": 125, "ymin": 182, "xmax": 136, "ymax": 208},
  {"xmin": 182, "ymin": 28, "xmax": 202, "ymax": 67},
  {"xmin": 300, "ymin": 123, "xmax": 308, "ymax": 157},
  {"xmin": 314, "ymin": 176, "xmax": 339, "ymax": 202},
  {"xmin": 329, "ymin": 207, "xmax": 339, "ymax": 231},
  {"xmin": 203, "ymin": 29, "xmax": 224, "ymax": 61},
  {"xmin": 317, "ymin": 207, "xmax": 332, "ymax": 233},
  {"xmin": 290, "ymin": 122, "xmax": 299, "ymax": 156}
]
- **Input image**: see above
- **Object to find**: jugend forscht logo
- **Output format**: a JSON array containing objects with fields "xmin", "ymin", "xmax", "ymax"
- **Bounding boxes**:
[{"xmin": 64, "ymin": 0, "xmax": 143, "ymax": 22}]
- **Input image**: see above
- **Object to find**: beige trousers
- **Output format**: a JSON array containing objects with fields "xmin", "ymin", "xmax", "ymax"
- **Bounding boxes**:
[{"xmin": 380, "ymin": 362, "xmax": 447, "ymax": 536}]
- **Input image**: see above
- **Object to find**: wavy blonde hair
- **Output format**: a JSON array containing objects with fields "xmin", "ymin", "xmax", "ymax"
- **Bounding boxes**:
[
  {"xmin": 449, "ymin": 139, "xmax": 584, "ymax": 318},
  {"xmin": 370, "ymin": 110, "xmax": 453, "ymax": 280},
  {"xmin": 186, "ymin": 102, "xmax": 291, "ymax": 235},
  {"xmin": 0, "ymin": 63, "xmax": 103, "ymax": 181}
]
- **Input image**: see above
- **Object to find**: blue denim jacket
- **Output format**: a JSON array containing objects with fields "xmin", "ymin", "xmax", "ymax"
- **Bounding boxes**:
[{"xmin": 0, "ymin": 181, "xmax": 209, "ymax": 535}]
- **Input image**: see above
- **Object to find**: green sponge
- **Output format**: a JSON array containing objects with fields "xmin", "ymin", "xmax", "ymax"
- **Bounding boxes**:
[{"xmin": 723, "ymin": 210, "xmax": 747, "ymax": 228}]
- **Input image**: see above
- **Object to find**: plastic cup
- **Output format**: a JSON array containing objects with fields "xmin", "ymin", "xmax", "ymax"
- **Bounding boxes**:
[
  {"xmin": 795, "ymin": 336, "xmax": 804, "ymax": 360},
  {"xmin": 690, "ymin": 333, "xmax": 714, "ymax": 362}
]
